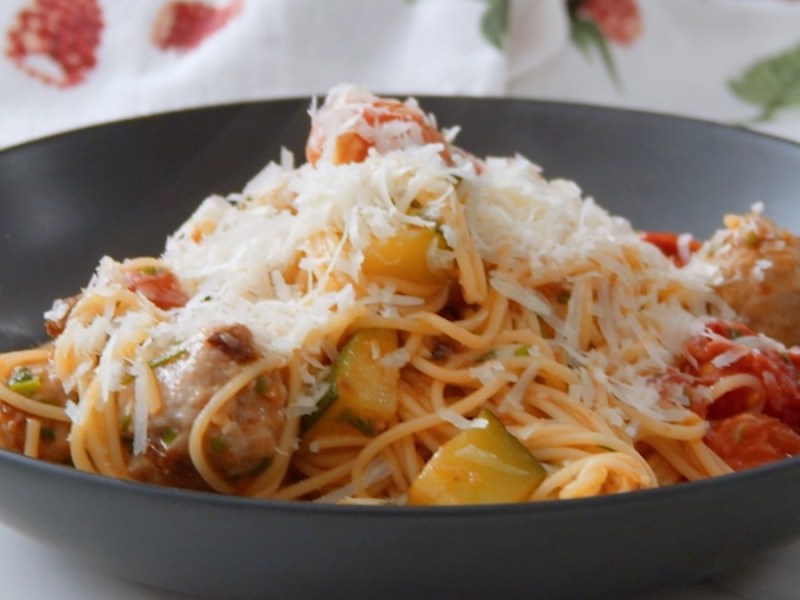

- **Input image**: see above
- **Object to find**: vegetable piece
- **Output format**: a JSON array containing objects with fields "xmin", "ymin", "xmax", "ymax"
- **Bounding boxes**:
[
  {"xmin": 362, "ymin": 227, "xmax": 445, "ymax": 284},
  {"xmin": 124, "ymin": 267, "xmax": 188, "ymax": 310},
  {"xmin": 407, "ymin": 409, "xmax": 546, "ymax": 505},
  {"xmin": 148, "ymin": 346, "xmax": 187, "ymax": 369},
  {"xmin": 302, "ymin": 329, "xmax": 399, "ymax": 442},
  {"xmin": 160, "ymin": 427, "xmax": 178, "ymax": 447},
  {"xmin": 7, "ymin": 367, "xmax": 41, "ymax": 397}
]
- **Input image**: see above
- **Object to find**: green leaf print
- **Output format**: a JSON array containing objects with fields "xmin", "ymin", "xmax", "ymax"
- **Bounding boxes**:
[
  {"xmin": 478, "ymin": 0, "xmax": 509, "ymax": 50},
  {"xmin": 570, "ymin": 17, "xmax": 620, "ymax": 88},
  {"xmin": 730, "ymin": 43, "xmax": 800, "ymax": 122},
  {"xmin": 406, "ymin": 0, "xmax": 508, "ymax": 50}
]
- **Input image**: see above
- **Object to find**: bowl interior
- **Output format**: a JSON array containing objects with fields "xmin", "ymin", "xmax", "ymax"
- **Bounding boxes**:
[{"xmin": 1, "ymin": 98, "xmax": 800, "ymax": 599}]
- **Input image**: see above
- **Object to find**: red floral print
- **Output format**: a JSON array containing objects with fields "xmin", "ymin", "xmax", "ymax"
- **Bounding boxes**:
[
  {"xmin": 152, "ymin": 0, "xmax": 243, "ymax": 52},
  {"xmin": 577, "ymin": 0, "xmax": 642, "ymax": 46},
  {"xmin": 5, "ymin": 0, "xmax": 103, "ymax": 88}
]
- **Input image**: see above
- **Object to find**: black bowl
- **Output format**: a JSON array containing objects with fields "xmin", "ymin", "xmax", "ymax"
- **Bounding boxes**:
[{"xmin": 1, "ymin": 98, "xmax": 800, "ymax": 600}]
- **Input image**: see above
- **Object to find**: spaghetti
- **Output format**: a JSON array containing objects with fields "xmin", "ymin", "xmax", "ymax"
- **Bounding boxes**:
[{"xmin": 3, "ymin": 84, "xmax": 800, "ymax": 505}]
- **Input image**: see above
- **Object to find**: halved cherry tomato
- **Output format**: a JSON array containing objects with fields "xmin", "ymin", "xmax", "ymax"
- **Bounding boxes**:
[{"xmin": 125, "ymin": 268, "xmax": 188, "ymax": 310}]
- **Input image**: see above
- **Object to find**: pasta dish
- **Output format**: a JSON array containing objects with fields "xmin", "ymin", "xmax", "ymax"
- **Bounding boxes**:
[{"xmin": 2, "ymin": 85, "xmax": 800, "ymax": 504}]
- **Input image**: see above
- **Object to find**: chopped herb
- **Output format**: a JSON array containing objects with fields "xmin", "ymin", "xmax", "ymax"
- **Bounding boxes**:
[
  {"xmin": 120, "ymin": 414, "xmax": 132, "ymax": 434},
  {"xmin": 596, "ymin": 445, "xmax": 614, "ymax": 452},
  {"xmin": 148, "ymin": 346, "xmax": 187, "ymax": 369},
  {"xmin": 120, "ymin": 373, "xmax": 136, "ymax": 386},
  {"xmin": 250, "ymin": 456, "xmax": 272, "ymax": 476},
  {"xmin": 210, "ymin": 435, "xmax": 226, "ymax": 453},
  {"xmin": 727, "ymin": 327, "xmax": 741, "ymax": 340},
  {"xmin": 780, "ymin": 352, "xmax": 791, "ymax": 365},
  {"xmin": 139, "ymin": 265, "xmax": 160, "ymax": 275},
  {"xmin": 744, "ymin": 231, "xmax": 759, "ymax": 247},
  {"xmin": 40, "ymin": 428, "xmax": 56, "ymax": 442},
  {"xmin": 476, "ymin": 349, "xmax": 497, "ymax": 363},
  {"xmin": 514, "ymin": 345, "xmax": 531, "ymax": 357},
  {"xmin": 160, "ymin": 427, "xmax": 178, "ymax": 446},
  {"xmin": 556, "ymin": 290, "xmax": 571, "ymax": 304},
  {"xmin": 202, "ymin": 295, "xmax": 212, "ymax": 302},
  {"xmin": 254, "ymin": 375, "xmax": 270, "ymax": 396},
  {"xmin": 8, "ymin": 366, "xmax": 41, "ymax": 397},
  {"xmin": 733, "ymin": 421, "xmax": 746, "ymax": 444},
  {"xmin": 336, "ymin": 409, "xmax": 375, "ymax": 436}
]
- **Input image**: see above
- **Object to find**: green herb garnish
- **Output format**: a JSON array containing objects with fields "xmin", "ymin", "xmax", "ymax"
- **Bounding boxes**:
[
  {"xmin": 8, "ymin": 366, "xmax": 41, "ymax": 397},
  {"xmin": 160, "ymin": 427, "xmax": 178, "ymax": 446},
  {"xmin": 254, "ymin": 375, "xmax": 270, "ymax": 396},
  {"xmin": 120, "ymin": 414, "xmax": 132, "ymax": 434},
  {"xmin": 556, "ymin": 291, "xmax": 571, "ymax": 304},
  {"xmin": 40, "ymin": 428, "xmax": 56, "ymax": 442},
  {"xmin": 250, "ymin": 456, "xmax": 272, "ymax": 476},
  {"xmin": 139, "ymin": 265, "xmax": 160, "ymax": 275},
  {"xmin": 210, "ymin": 435, "xmax": 226, "ymax": 453},
  {"xmin": 733, "ymin": 422, "xmax": 746, "ymax": 444},
  {"xmin": 476, "ymin": 349, "xmax": 497, "ymax": 363},
  {"xmin": 744, "ymin": 231, "xmax": 759, "ymax": 247},
  {"xmin": 148, "ymin": 346, "xmax": 187, "ymax": 369}
]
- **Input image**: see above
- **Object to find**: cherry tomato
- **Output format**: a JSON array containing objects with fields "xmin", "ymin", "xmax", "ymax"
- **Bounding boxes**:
[{"xmin": 125, "ymin": 268, "xmax": 188, "ymax": 310}]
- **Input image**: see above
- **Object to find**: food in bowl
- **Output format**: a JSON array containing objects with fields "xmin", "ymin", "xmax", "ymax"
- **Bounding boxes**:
[{"xmin": 2, "ymin": 84, "xmax": 800, "ymax": 505}]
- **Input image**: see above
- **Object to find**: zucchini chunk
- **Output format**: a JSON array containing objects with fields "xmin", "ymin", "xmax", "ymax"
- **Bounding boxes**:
[
  {"xmin": 303, "ymin": 329, "xmax": 399, "ymax": 442},
  {"xmin": 407, "ymin": 409, "xmax": 546, "ymax": 505}
]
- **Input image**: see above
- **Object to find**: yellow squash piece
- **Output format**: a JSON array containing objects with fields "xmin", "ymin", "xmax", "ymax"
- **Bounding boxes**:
[
  {"xmin": 302, "ymin": 329, "xmax": 399, "ymax": 442},
  {"xmin": 407, "ymin": 409, "xmax": 546, "ymax": 505},
  {"xmin": 362, "ymin": 226, "xmax": 444, "ymax": 284}
]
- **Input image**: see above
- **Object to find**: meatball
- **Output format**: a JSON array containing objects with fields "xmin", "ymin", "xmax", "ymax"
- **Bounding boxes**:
[
  {"xmin": 125, "ymin": 324, "xmax": 287, "ymax": 490},
  {"xmin": 692, "ymin": 213, "xmax": 800, "ymax": 346}
]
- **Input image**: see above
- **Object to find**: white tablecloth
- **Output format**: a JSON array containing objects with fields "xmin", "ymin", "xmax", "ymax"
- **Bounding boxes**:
[{"xmin": 0, "ymin": 520, "xmax": 798, "ymax": 599}]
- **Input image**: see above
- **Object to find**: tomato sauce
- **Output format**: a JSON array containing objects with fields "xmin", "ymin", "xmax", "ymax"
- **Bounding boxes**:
[
  {"xmin": 705, "ymin": 413, "xmax": 800, "ymax": 471},
  {"xmin": 679, "ymin": 321, "xmax": 800, "ymax": 470}
]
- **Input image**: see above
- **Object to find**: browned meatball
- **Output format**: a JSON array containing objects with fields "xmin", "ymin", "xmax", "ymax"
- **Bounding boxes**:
[
  {"xmin": 125, "ymin": 324, "xmax": 287, "ymax": 490},
  {"xmin": 693, "ymin": 213, "xmax": 800, "ymax": 346},
  {"xmin": 0, "ymin": 363, "xmax": 72, "ymax": 464}
]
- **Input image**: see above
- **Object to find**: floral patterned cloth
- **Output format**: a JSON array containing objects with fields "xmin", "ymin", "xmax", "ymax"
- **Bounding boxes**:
[
  {"xmin": 510, "ymin": 0, "xmax": 800, "ymax": 144},
  {"xmin": 0, "ymin": 0, "xmax": 562, "ymax": 149},
  {"xmin": 3, "ymin": 0, "xmax": 800, "ymax": 148}
]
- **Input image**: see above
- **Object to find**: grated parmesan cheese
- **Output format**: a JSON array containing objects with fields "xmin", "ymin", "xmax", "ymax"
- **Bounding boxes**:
[
  {"xmin": 57, "ymin": 84, "xmax": 735, "ymax": 443},
  {"xmin": 438, "ymin": 409, "xmax": 489, "ymax": 431}
]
